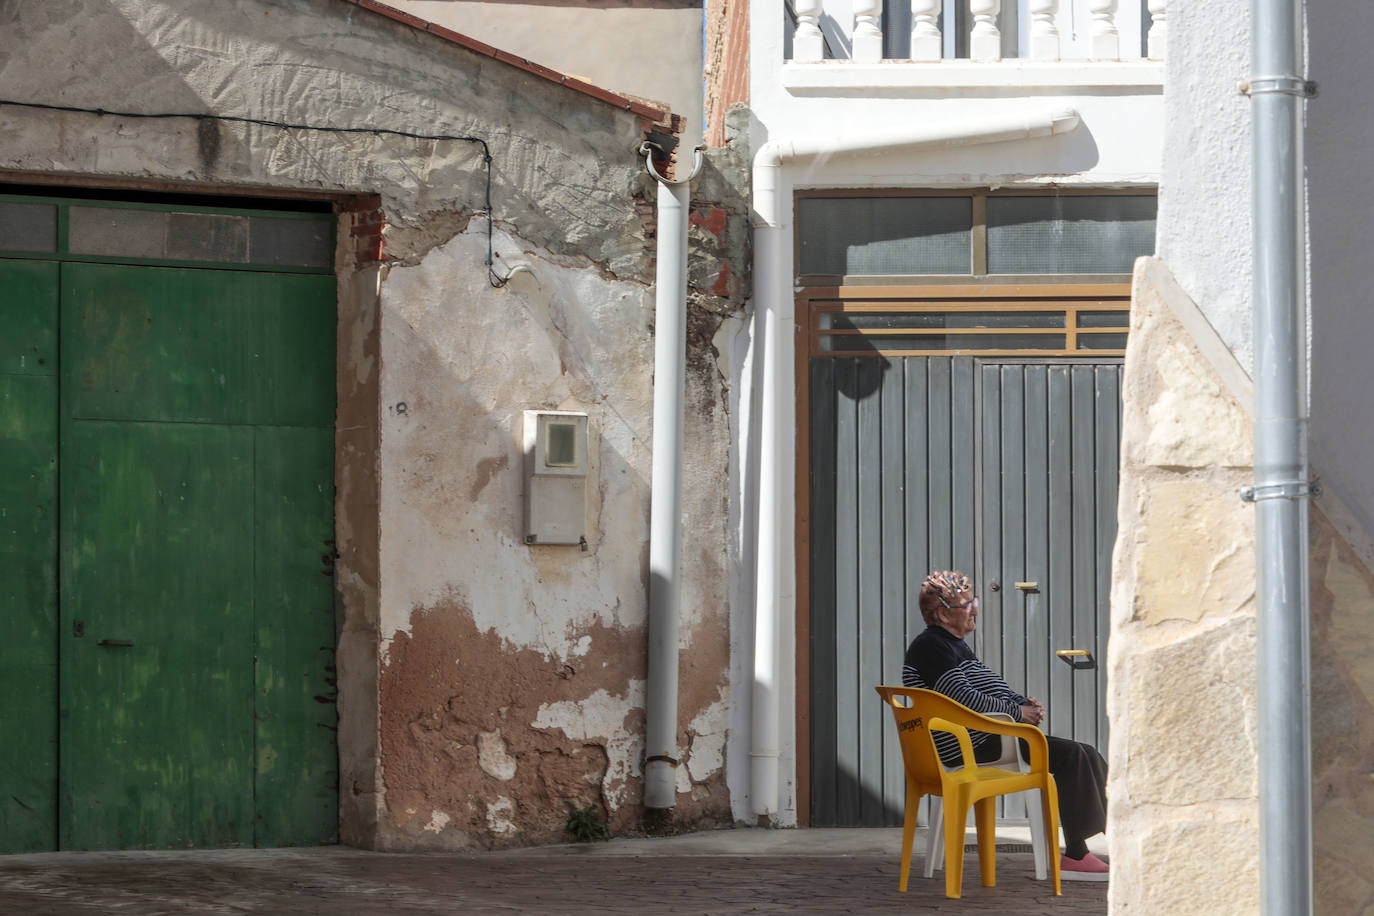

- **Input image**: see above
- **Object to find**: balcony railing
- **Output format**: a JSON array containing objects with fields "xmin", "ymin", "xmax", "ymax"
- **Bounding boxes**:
[{"xmin": 786, "ymin": 0, "xmax": 1165, "ymax": 62}]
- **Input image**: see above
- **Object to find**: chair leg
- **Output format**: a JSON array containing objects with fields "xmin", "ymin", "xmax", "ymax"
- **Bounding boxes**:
[
  {"xmin": 923, "ymin": 796, "xmax": 943, "ymax": 878},
  {"xmin": 900, "ymin": 793, "xmax": 920, "ymax": 892},
  {"xmin": 1027, "ymin": 788, "xmax": 1049, "ymax": 880},
  {"xmin": 1043, "ymin": 778, "xmax": 1062, "ymax": 896},
  {"xmin": 943, "ymin": 793, "xmax": 968, "ymax": 899},
  {"xmin": 974, "ymin": 797, "xmax": 997, "ymax": 887}
]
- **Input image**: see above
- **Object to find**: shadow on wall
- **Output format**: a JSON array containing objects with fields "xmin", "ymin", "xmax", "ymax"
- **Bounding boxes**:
[
  {"xmin": 1306, "ymin": 3, "xmax": 1374, "ymax": 545},
  {"xmin": 810, "ymin": 762, "xmax": 908, "ymax": 828},
  {"xmin": 0, "ymin": 1, "xmax": 255, "ymax": 176}
]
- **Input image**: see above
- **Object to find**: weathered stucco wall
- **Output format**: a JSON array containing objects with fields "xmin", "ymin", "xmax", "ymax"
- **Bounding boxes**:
[
  {"xmin": 1, "ymin": 0, "xmax": 749, "ymax": 849},
  {"xmin": 374, "ymin": 217, "xmax": 739, "ymax": 847},
  {"xmin": 1111, "ymin": 259, "xmax": 1374, "ymax": 914}
]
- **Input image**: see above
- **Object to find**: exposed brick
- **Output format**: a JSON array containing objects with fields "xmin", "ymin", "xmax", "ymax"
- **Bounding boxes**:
[{"xmin": 690, "ymin": 207, "xmax": 728, "ymax": 241}]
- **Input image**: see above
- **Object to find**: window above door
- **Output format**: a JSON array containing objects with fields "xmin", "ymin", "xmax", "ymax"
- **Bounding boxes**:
[{"xmin": 796, "ymin": 189, "xmax": 1156, "ymax": 285}]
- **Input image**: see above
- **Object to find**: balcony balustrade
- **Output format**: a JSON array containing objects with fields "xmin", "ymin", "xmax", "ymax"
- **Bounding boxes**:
[{"xmin": 787, "ymin": 0, "xmax": 1164, "ymax": 63}]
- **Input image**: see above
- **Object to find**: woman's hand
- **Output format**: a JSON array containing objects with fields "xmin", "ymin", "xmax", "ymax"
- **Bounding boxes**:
[{"xmin": 1019, "ymin": 698, "xmax": 1045, "ymax": 726}]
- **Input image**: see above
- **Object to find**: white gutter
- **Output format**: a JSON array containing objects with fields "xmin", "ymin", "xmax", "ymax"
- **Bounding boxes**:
[
  {"xmin": 639, "ymin": 142, "xmax": 704, "ymax": 820},
  {"xmin": 747, "ymin": 106, "xmax": 1082, "ymax": 818}
]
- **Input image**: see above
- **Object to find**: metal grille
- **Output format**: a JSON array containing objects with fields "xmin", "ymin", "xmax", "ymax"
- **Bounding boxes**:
[{"xmin": 806, "ymin": 284, "xmax": 1131, "ymax": 357}]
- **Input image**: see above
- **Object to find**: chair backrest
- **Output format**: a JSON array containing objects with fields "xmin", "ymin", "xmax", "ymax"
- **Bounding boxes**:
[{"xmin": 874, "ymin": 685, "xmax": 976, "ymax": 793}]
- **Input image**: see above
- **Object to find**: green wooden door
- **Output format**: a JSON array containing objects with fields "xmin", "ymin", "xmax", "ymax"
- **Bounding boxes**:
[
  {"xmin": 57, "ymin": 261, "xmax": 338, "ymax": 849},
  {"xmin": 0, "ymin": 260, "xmax": 60, "ymax": 852},
  {"xmin": 1, "ymin": 196, "xmax": 339, "ymax": 852},
  {"xmin": 61, "ymin": 420, "xmax": 257, "ymax": 848}
]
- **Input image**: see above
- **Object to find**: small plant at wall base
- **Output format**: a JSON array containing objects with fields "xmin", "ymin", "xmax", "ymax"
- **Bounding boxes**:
[{"xmin": 565, "ymin": 802, "xmax": 608, "ymax": 842}]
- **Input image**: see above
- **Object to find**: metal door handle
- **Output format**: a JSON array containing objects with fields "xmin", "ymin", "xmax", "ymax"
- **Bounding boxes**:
[
  {"xmin": 97, "ymin": 639, "xmax": 135, "ymax": 648},
  {"xmin": 1056, "ymin": 649, "xmax": 1095, "ymax": 670},
  {"xmin": 1015, "ymin": 581, "xmax": 1039, "ymax": 592}
]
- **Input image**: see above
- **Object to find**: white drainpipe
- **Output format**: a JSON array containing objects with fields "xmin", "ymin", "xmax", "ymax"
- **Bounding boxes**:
[
  {"xmin": 640, "ymin": 142, "xmax": 704, "ymax": 817},
  {"xmin": 1246, "ymin": 0, "xmax": 1313, "ymax": 907},
  {"xmin": 747, "ymin": 106, "xmax": 1082, "ymax": 818}
]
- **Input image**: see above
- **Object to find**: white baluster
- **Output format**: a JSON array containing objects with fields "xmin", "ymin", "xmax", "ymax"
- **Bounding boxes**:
[
  {"xmin": 910, "ymin": 0, "xmax": 943, "ymax": 60},
  {"xmin": 969, "ymin": 0, "xmax": 1002, "ymax": 61},
  {"xmin": 1088, "ymin": 0, "xmax": 1120, "ymax": 59},
  {"xmin": 1146, "ymin": 0, "xmax": 1167, "ymax": 59},
  {"xmin": 794, "ymin": 0, "xmax": 825, "ymax": 61},
  {"xmin": 1028, "ymin": 0, "xmax": 1060, "ymax": 60},
  {"xmin": 853, "ymin": 0, "xmax": 884, "ymax": 61}
]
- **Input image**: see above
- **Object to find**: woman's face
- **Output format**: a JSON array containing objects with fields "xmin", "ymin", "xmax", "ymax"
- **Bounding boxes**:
[{"xmin": 937, "ymin": 591, "xmax": 979, "ymax": 639}]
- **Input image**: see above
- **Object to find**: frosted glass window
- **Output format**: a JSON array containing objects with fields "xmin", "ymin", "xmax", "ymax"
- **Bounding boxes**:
[
  {"xmin": 69, "ymin": 207, "xmax": 167, "ymax": 259},
  {"xmin": 821, "ymin": 311, "xmax": 1065, "ymax": 330},
  {"xmin": 248, "ymin": 216, "xmax": 333, "ymax": 268},
  {"xmin": 1078, "ymin": 309, "xmax": 1130, "ymax": 328},
  {"xmin": 1077, "ymin": 332, "xmax": 1129, "ymax": 350},
  {"xmin": 798, "ymin": 197, "xmax": 972, "ymax": 275},
  {"xmin": 987, "ymin": 196, "xmax": 1156, "ymax": 274},
  {"xmin": 0, "ymin": 202, "xmax": 57, "ymax": 252},
  {"xmin": 820, "ymin": 332, "xmax": 1065, "ymax": 351},
  {"xmin": 166, "ymin": 212, "xmax": 249, "ymax": 263}
]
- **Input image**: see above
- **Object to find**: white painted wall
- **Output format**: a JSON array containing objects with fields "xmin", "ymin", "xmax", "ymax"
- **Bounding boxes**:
[
  {"xmin": 1154, "ymin": 0, "xmax": 1252, "ymax": 374},
  {"xmin": 1156, "ymin": 0, "xmax": 1374, "ymax": 548}
]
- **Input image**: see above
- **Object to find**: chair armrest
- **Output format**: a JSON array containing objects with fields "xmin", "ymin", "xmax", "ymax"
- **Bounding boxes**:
[
  {"xmin": 927, "ymin": 716, "xmax": 978, "ymax": 770},
  {"xmin": 953, "ymin": 715, "xmax": 1050, "ymax": 773}
]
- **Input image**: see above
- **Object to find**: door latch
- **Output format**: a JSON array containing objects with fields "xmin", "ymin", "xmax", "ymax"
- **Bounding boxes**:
[
  {"xmin": 97, "ymin": 638, "xmax": 135, "ymax": 648},
  {"xmin": 1056, "ymin": 649, "xmax": 1096, "ymax": 670}
]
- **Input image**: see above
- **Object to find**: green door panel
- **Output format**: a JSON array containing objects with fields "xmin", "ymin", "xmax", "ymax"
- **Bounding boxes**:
[
  {"xmin": 0, "ymin": 373, "xmax": 59, "ymax": 853},
  {"xmin": 3, "ymin": 206, "xmax": 341, "ymax": 853},
  {"xmin": 61, "ymin": 262, "xmax": 335, "ymax": 427},
  {"xmin": 253, "ymin": 426, "xmax": 338, "ymax": 846},
  {"xmin": 0, "ymin": 260, "xmax": 59, "ymax": 375},
  {"xmin": 59, "ymin": 420, "xmax": 255, "ymax": 850}
]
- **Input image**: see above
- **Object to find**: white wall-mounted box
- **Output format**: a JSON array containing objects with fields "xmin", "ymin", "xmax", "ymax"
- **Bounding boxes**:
[{"xmin": 523, "ymin": 410, "xmax": 589, "ymax": 545}]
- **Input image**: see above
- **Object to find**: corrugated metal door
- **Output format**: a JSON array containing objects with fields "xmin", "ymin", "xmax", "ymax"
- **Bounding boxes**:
[
  {"xmin": 974, "ymin": 362, "xmax": 1119, "ymax": 821},
  {"xmin": 808, "ymin": 356, "xmax": 1119, "ymax": 827}
]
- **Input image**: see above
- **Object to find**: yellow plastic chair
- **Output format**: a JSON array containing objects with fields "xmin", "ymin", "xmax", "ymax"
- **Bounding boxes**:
[
  {"xmin": 874, "ymin": 685, "xmax": 1062, "ymax": 899},
  {"xmin": 923, "ymin": 710, "xmax": 1052, "ymax": 880}
]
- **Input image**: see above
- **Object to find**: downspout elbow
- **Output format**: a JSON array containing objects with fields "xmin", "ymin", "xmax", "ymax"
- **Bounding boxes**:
[{"xmin": 752, "ymin": 141, "xmax": 786, "ymax": 230}]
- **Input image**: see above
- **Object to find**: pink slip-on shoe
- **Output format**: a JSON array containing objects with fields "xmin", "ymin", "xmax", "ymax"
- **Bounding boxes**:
[{"xmin": 1061, "ymin": 853, "xmax": 1110, "ymax": 882}]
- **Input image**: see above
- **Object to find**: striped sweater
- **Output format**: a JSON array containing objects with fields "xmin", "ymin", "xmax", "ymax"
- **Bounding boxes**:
[{"xmin": 902, "ymin": 626, "xmax": 1027, "ymax": 767}]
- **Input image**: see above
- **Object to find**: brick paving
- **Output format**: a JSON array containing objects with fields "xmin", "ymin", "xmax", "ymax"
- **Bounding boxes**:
[{"xmin": 0, "ymin": 829, "xmax": 1107, "ymax": 915}]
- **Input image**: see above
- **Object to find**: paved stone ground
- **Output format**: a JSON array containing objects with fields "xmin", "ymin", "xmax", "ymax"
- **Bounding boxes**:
[{"xmin": 0, "ymin": 829, "xmax": 1107, "ymax": 915}]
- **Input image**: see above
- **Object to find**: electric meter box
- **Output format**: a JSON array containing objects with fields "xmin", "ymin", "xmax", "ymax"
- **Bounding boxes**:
[{"xmin": 523, "ymin": 410, "xmax": 589, "ymax": 545}]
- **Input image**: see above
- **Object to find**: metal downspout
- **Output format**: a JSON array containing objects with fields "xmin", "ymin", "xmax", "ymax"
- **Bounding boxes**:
[
  {"xmin": 1248, "ymin": 0, "xmax": 1314, "ymax": 910},
  {"xmin": 747, "ymin": 106, "xmax": 1081, "ymax": 819},
  {"xmin": 640, "ymin": 143, "xmax": 704, "ymax": 819}
]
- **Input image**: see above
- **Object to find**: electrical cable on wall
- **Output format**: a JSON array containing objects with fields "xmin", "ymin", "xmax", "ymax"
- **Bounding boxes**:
[{"xmin": 0, "ymin": 97, "xmax": 508, "ymax": 287}]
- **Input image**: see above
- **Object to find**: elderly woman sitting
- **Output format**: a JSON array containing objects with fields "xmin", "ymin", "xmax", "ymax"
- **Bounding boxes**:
[{"xmin": 902, "ymin": 569, "xmax": 1110, "ymax": 881}]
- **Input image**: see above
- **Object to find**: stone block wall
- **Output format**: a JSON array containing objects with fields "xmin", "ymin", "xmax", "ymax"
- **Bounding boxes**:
[{"xmin": 1109, "ymin": 258, "xmax": 1374, "ymax": 914}]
